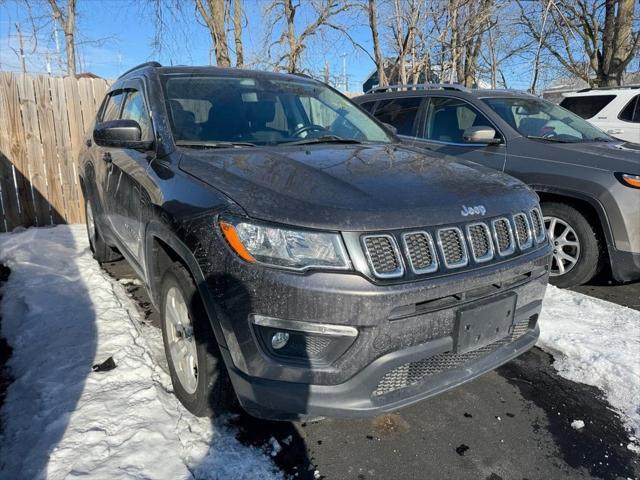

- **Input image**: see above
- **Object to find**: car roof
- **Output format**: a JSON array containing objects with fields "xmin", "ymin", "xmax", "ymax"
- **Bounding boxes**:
[
  {"xmin": 119, "ymin": 61, "xmax": 318, "ymax": 86},
  {"xmin": 353, "ymin": 87, "xmax": 538, "ymax": 102},
  {"xmin": 561, "ymin": 86, "xmax": 640, "ymax": 97}
]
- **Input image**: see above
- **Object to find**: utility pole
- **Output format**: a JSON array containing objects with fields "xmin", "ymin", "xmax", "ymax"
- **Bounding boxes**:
[
  {"xmin": 340, "ymin": 52, "xmax": 348, "ymax": 92},
  {"xmin": 15, "ymin": 23, "xmax": 27, "ymax": 74}
]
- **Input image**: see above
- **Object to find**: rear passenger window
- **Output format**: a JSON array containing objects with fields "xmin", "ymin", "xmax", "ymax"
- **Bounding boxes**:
[
  {"xmin": 619, "ymin": 95, "xmax": 639, "ymax": 123},
  {"xmin": 560, "ymin": 95, "xmax": 615, "ymax": 119},
  {"xmin": 373, "ymin": 97, "xmax": 422, "ymax": 135},
  {"xmin": 101, "ymin": 92, "xmax": 125, "ymax": 122}
]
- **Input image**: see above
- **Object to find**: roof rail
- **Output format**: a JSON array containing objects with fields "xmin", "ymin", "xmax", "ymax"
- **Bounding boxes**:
[
  {"xmin": 366, "ymin": 83, "xmax": 469, "ymax": 94},
  {"xmin": 576, "ymin": 84, "xmax": 640, "ymax": 93},
  {"xmin": 118, "ymin": 61, "xmax": 162, "ymax": 79}
]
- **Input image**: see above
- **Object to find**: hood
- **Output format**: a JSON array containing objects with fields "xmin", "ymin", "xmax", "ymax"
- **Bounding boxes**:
[
  {"xmin": 179, "ymin": 143, "xmax": 537, "ymax": 231},
  {"xmin": 547, "ymin": 141, "xmax": 640, "ymax": 172}
]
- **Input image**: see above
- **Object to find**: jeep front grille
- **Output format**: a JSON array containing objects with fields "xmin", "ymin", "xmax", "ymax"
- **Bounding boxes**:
[
  {"xmin": 362, "ymin": 235, "xmax": 403, "ymax": 278},
  {"xmin": 492, "ymin": 218, "xmax": 515, "ymax": 256},
  {"xmin": 437, "ymin": 228, "xmax": 468, "ymax": 268},
  {"xmin": 372, "ymin": 320, "xmax": 531, "ymax": 397},
  {"xmin": 530, "ymin": 208, "xmax": 545, "ymax": 243},
  {"xmin": 513, "ymin": 213, "xmax": 533, "ymax": 250},
  {"xmin": 402, "ymin": 232, "xmax": 438, "ymax": 274},
  {"xmin": 466, "ymin": 223, "xmax": 494, "ymax": 262},
  {"xmin": 360, "ymin": 210, "xmax": 541, "ymax": 280}
]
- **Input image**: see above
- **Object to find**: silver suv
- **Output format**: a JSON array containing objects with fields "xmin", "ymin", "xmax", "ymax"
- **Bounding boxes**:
[{"xmin": 355, "ymin": 84, "xmax": 640, "ymax": 287}]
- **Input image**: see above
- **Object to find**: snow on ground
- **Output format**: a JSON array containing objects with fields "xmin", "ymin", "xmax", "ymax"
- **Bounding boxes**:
[
  {"xmin": 538, "ymin": 284, "xmax": 640, "ymax": 441},
  {"xmin": 0, "ymin": 225, "xmax": 283, "ymax": 480},
  {"xmin": 1, "ymin": 224, "xmax": 639, "ymax": 478}
]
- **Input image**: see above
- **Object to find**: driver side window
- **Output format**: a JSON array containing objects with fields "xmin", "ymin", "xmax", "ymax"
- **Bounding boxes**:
[{"xmin": 423, "ymin": 97, "xmax": 497, "ymax": 144}]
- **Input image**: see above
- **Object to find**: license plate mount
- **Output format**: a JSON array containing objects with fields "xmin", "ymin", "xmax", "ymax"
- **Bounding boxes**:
[{"xmin": 454, "ymin": 293, "xmax": 517, "ymax": 354}]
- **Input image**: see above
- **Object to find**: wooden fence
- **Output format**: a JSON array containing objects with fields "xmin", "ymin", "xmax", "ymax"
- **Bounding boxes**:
[{"xmin": 0, "ymin": 72, "xmax": 110, "ymax": 232}]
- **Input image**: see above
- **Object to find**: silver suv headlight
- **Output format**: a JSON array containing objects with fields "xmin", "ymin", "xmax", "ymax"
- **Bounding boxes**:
[{"xmin": 219, "ymin": 217, "xmax": 351, "ymax": 271}]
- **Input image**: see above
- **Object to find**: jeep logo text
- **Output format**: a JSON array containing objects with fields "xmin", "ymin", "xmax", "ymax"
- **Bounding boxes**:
[{"xmin": 461, "ymin": 205, "xmax": 487, "ymax": 216}]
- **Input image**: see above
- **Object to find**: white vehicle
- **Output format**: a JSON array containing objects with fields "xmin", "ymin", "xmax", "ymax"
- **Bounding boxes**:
[{"xmin": 560, "ymin": 86, "xmax": 640, "ymax": 144}]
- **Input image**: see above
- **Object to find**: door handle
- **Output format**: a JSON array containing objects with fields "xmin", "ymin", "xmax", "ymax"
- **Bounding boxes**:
[
  {"xmin": 102, "ymin": 152, "xmax": 112, "ymax": 163},
  {"xmin": 607, "ymin": 129, "xmax": 624, "ymax": 134}
]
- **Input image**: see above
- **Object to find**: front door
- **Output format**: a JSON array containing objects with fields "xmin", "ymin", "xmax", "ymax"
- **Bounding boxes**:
[
  {"xmin": 104, "ymin": 82, "xmax": 155, "ymax": 263},
  {"xmin": 411, "ymin": 96, "xmax": 507, "ymax": 171}
]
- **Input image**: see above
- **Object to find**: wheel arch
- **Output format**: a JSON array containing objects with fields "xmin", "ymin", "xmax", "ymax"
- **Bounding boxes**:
[
  {"xmin": 144, "ymin": 221, "xmax": 228, "ymax": 348},
  {"xmin": 534, "ymin": 187, "xmax": 612, "ymax": 266}
]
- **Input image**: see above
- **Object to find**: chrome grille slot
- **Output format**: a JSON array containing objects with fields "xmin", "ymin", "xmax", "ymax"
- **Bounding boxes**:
[
  {"xmin": 530, "ymin": 208, "xmax": 545, "ymax": 243},
  {"xmin": 466, "ymin": 222, "xmax": 494, "ymax": 263},
  {"xmin": 402, "ymin": 231, "xmax": 438, "ymax": 274},
  {"xmin": 513, "ymin": 213, "xmax": 533, "ymax": 250},
  {"xmin": 437, "ymin": 227, "xmax": 468, "ymax": 268},
  {"xmin": 492, "ymin": 217, "xmax": 515, "ymax": 256},
  {"xmin": 362, "ymin": 234, "xmax": 404, "ymax": 278}
]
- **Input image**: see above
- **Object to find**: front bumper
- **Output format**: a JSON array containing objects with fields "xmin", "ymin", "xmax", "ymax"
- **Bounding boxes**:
[{"xmin": 203, "ymin": 242, "xmax": 550, "ymax": 420}]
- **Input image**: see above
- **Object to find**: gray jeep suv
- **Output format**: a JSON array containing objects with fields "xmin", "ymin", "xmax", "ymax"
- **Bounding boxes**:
[
  {"xmin": 81, "ymin": 64, "xmax": 551, "ymax": 419},
  {"xmin": 355, "ymin": 85, "xmax": 640, "ymax": 287}
]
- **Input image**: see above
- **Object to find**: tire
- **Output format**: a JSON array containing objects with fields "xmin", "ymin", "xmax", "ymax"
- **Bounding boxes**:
[
  {"xmin": 160, "ymin": 261, "xmax": 234, "ymax": 417},
  {"xmin": 85, "ymin": 198, "xmax": 121, "ymax": 263},
  {"xmin": 542, "ymin": 201, "xmax": 603, "ymax": 288}
]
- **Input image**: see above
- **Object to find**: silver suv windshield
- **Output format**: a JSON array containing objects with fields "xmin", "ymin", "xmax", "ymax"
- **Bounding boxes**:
[
  {"xmin": 482, "ymin": 97, "xmax": 613, "ymax": 143},
  {"xmin": 161, "ymin": 74, "xmax": 392, "ymax": 146}
]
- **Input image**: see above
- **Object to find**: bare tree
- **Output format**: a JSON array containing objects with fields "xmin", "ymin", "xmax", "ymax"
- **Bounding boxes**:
[
  {"xmin": 518, "ymin": 0, "xmax": 640, "ymax": 87},
  {"xmin": 194, "ymin": 0, "xmax": 231, "ymax": 67},
  {"xmin": 368, "ymin": 0, "xmax": 387, "ymax": 87},
  {"xmin": 47, "ymin": 0, "xmax": 76, "ymax": 75},
  {"xmin": 232, "ymin": 0, "xmax": 244, "ymax": 67},
  {"xmin": 265, "ymin": 0, "xmax": 352, "ymax": 73}
]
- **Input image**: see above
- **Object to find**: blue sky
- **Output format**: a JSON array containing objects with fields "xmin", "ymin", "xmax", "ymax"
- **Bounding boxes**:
[{"xmin": 0, "ymin": 0, "xmax": 558, "ymax": 91}]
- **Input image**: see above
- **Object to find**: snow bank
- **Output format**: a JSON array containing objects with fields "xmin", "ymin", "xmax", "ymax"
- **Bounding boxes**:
[
  {"xmin": 538, "ymin": 285, "xmax": 640, "ymax": 439},
  {"xmin": 0, "ymin": 225, "xmax": 282, "ymax": 480}
]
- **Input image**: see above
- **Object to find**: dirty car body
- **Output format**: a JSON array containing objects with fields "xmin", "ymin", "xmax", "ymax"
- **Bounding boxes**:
[{"xmin": 79, "ymin": 64, "xmax": 551, "ymax": 420}]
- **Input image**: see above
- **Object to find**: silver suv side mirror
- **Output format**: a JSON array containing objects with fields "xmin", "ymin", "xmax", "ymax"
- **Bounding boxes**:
[{"xmin": 463, "ymin": 126, "xmax": 501, "ymax": 145}]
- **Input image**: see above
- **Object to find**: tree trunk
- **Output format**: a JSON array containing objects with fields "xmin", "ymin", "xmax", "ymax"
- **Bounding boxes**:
[
  {"xmin": 195, "ymin": 0, "xmax": 231, "ymax": 67},
  {"xmin": 368, "ymin": 0, "xmax": 387, "ymax": 87},
  {"xmin": 233, "ymin": 0, "xmax": 244, "ymax": 67},
  {"xmin": 47, "ymin": 0, "xmax": 76, "ymax": 76},
  {"xmin": 283, "ymin": 0, "xmax": 298, "ymax": 73}
]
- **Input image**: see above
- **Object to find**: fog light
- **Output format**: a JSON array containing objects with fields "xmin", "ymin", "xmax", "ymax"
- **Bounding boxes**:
[{"xmin": 271, "ymin": 331, "xmax": 290, "ymax": 350}]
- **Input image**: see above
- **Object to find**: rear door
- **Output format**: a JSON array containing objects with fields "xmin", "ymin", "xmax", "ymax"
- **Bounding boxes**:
[
  {"xmin": 104, "ymin": 80, "xmax": 155, "ymax": 264},
  {"xmin": 411, "ymin": 96, "xmax": 506, "ymax": 171}
]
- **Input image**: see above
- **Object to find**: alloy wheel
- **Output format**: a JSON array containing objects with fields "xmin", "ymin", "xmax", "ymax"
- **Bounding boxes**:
[
  {"xmin": 544, "ymin": 215, "xmax": 580, "ymax": 276},
  {"xmin": 164, "ymin": 286, "xmax": 199, "ymax": 394}
]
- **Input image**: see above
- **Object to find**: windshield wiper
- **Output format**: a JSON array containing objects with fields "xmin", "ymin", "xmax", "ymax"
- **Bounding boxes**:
[
  {"xmin": 283, "ymin": 135, "xmax": 362, "ymax": 146},
  {"xmin": 175, "ymin": 140, "xmax": 256, "ymax": 148},
  {"xmin": 525, "ymin": 135, "xmax": 573, "ymax": 143}
]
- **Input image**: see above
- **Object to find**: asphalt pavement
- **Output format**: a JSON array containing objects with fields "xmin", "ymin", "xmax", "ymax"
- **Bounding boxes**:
[{"xmin": 104, "ymin": 260, "xmax": 640, "ymax": 480}]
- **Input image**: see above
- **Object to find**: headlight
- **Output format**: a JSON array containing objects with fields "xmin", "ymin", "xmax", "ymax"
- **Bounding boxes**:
[
  {"xmin": 615, "ymin": 172, "xmax": 640, "ymax": 189},
  {"xmin": 219, "ymin": 217, "xmax": 351, "ymax": 271}
]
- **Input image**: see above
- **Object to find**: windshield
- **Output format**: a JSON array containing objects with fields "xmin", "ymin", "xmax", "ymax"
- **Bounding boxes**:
[
  {"xmin": 482, "ymin": 97, "xmax": 613, "ymax": 143},
  {"xmin": 161, "ymin": 74, "xmax": 392, "ymax": 146}
]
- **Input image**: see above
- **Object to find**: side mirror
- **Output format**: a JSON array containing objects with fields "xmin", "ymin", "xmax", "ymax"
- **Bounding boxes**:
[
  {"xmin": 382, "ymin": 122, "xmax": 398, "ymax": 135},
  {"xmin": 463, "ymin": 126, "xmax": 501, "ymax": 145},
  {"xmin": 93, "ymin": 119, "xmax": 153, "ymax": 150}
]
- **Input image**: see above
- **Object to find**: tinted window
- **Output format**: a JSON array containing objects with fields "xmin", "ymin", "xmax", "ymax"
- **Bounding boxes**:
[
  {"xmin": 423, "ymin": 97, "xmax": 496, "ymax": 143},
  {"xmin": 560, "ymin": 95, "xmax": 615, "ymax": 119},
  {"xmin": 101, "ymin": 92, "xmax": 125, "ymax": 122},
  {"xmin": 619, "ymin": 95, "xmax": 639, "ymax": 123},
  {"xmin": 359, "ymin": 101, "xmax": 376, "ymax": 113},
  {"xmin": 121, "ymin": 90, "xmax": 152, "ymax": 140},
  {"xmin": 373, "ymin": 97, "xmax": 422, "ymax": 135}
]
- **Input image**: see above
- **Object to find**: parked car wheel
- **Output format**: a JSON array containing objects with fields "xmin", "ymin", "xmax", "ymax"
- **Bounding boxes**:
[
  {"xmin": 160, "ymin": 261, "xmax": 234, "ymax": 417},
  {"xmin": 542, "ymin": 202, "xmax": 602, "ymax": 288},
  {"xmin": 85, "ymin": 198, "xmax": 121, "ymax": 263}
]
